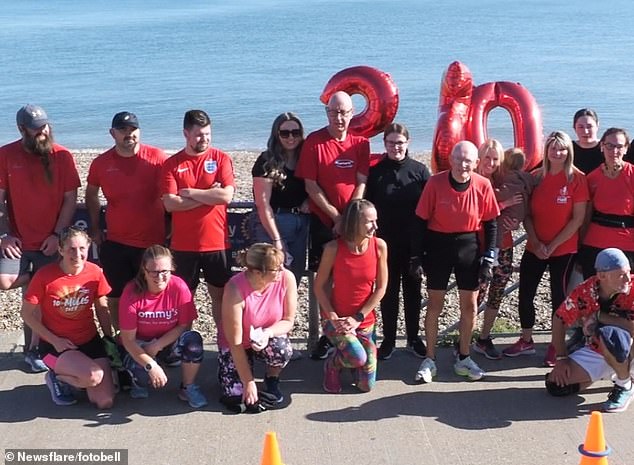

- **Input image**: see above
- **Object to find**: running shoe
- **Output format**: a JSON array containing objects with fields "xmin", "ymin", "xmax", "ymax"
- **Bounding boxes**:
[
  {"xmin": 322, "ymin": 356, "xmax": 341, "ymax": 393},
  {"xmin": 45, "ymin": 371, "xmax": 77, "ymax": 406},
  {"xmin": 543, "ymin": 343, "xmax": 557, "ymax": 367},
  {"xmin": 263, "ymin": 376, "xmax": 284, "ymax": 404},
  {"xmin": 129, "ymin": 381, "xmax": 149, "ymax": 399},
  {"xmin": 454, "ymin": 356, "xmax": 486, "ymax": 381},
  {"xmin": 311, "ymin": 335, "xmax": 334, "ymax": 360},
  {"xmin": 414, "ymin": 357, "xmax": 437, "ymax": 384},
  {"xmin": 502, "ymin": 338, "xmax": 536, "ymax": 357},
  {"xmin": 604, "ymin": 384, "xmax": 634, "ymax": 413},
  {"xmin": 377, "ymin": 340, "xmax": 395, "ymax": 360},
  {"xmin": 472, "ymin": 336, "xmax": 502, "ymax": 360},
  {"xmin": 25, "ymin": 349, "xmax": 48, "ymax": 373},
  {"xmin": 178, "ymin": 384, "xmax": 208, "ymax": 408},
  {"xmin": 407, "ymin": 337, "xmax": 427, "ymax": 358}
]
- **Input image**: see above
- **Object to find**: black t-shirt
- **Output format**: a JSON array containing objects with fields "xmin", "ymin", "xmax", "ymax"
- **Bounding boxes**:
[
  {"xmin": 366, "ymin": 155, "xmax": 431, "ymax": 240},
  {"xmin": 573, "ymin": 141, "xmax": 603, "ymax": 175},
  {"xmin": 251, "ymin": 152, "xmax": 307, "ymax": 209}
]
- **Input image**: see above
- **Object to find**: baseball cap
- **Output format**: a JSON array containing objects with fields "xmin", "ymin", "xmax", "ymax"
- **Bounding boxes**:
[
  {"xmin": 594, "ymin": 248, "xmax": 630, "ymax": 272},
  {"xmin": 111, "ymin": 111, "xmax": 139, "ymax": 129},
  {"xmin": 16, "ymin": 104, "xmax": 49, "ymax": 130}
]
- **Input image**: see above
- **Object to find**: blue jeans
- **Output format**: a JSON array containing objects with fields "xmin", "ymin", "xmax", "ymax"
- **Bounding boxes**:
[{"xmin": 252, "ymin": 211, "xmax": 309, "ymax": 283}]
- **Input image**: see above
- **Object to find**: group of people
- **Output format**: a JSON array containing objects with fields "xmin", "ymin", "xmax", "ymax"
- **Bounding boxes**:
[{"xmin": 2, "ymin": 97, "xmax": 634, "ymax": 414}]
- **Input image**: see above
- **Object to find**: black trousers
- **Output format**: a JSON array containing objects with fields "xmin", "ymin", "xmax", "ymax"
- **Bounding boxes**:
[{"xmin": 380, "ymin": 238, "xmax": 422, "ymax": 343}]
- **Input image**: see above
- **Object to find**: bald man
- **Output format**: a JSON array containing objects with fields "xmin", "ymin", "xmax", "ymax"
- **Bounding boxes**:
[
  {"xmin": 411, "ymin": 141, "xmax": 500, "ymax": 383},
  {"xmin": 296, "ymin": 91, "xmax": 370, "ymax": 359}
]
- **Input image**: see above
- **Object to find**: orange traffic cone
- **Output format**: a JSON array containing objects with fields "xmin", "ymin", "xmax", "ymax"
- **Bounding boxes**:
[
  {"xmin": 260, "ymin": 431, "xmax": 284, "ymax": 465},
  {"xmin": 578, "ymin": 411, "xmax": 611, "ymax": 464}
]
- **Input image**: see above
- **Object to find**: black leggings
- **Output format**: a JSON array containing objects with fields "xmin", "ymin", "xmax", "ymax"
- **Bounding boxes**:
[{"xmin": 518, "ymin": 250, "xmax": 575, "ymax": 329}]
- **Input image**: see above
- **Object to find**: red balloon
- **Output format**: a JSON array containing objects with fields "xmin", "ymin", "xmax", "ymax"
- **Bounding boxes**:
[
  {"xmin": 431, "ymin": 61, "xmax": 474, "ymax": 173},
  {"xmin": 466, "ymin": 81, "xmax": 543, "ymax": 171},
  {"xmin": 320, "ymin": 66, "xmax": 399, "ymax": 138}
]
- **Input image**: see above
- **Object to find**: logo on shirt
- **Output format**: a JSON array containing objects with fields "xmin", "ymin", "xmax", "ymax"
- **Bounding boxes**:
[
  {"xmin": 177, "ymin": 167, "xmax": 189, "ymax": 173},
  {"xmin": 557, "ymin": 185, "xmax": 569, "ymax": 204},
  {"xmin": 334, "ymin": 159, "xmax": 355, "ymax": 169},
  {"xmin": 52, "ymin": 286, "xmax": 91, "ymax": 314},
  {"xmin": 204, "ymin": 160, "xmax": 217, "ymax": 173},
  {"xmin": 138, "ymin": 308, "xmax": 179, "ymax": 320}
]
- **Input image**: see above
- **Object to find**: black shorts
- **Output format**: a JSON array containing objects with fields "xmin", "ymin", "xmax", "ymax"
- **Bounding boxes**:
[
  {"xmin": 99, "ymin": 240, "xmax": 146, "ymax": 297},
  {"xmin": 308, "ymin": 214, "xmax": 335, "ymax": 272},
  {"xmin": 172, "ymin": 249, "xmax": 232, "ymax": 290},
  {"xmin": 39, "ymin": 334, "xmax": 108, "ymax": 361},
  {"xmin": 425, "ymin": 231, "xmax": 480, "ymax": 291}
]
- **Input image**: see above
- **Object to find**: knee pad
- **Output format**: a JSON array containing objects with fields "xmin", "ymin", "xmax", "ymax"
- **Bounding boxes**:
[
  {"xmin": 545, "ymin": 374, "xmax": 580, "ymax": 397},
  {"xmin": 179, "ymin": 330, "xmax": 204, "ymax": 363}
]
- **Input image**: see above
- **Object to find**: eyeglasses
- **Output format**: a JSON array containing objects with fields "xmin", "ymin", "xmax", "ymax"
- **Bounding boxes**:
[
  {"xmin": 145, "ymin": 269, "xmax": 171, "ymax": 278},
  {"xmin": 325, "ymin": 108, "xmax": 353, "ymax": 117},
  {"xmin": 603, "ymin": 142, "xmax": 627, "ymax": 151},
  {"xmin": 279, "ymin": 129, "xmax": 301, "ymax": 139},
  {"xmin": 385, "ymin": 140, "xmax": 407, "ymax": 147}
]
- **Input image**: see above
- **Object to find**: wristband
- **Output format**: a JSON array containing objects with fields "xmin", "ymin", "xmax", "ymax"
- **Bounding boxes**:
[{"xmin": 556, "ymin": 355, "xmax": 568, "ymax": 361}]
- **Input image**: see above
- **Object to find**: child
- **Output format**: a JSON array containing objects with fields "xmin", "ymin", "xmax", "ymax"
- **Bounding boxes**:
[{"xmin": 495, "ymin": 148, "xmax": 534, "ymax": 248}]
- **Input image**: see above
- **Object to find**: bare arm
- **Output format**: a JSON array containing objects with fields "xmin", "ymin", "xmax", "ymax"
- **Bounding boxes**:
[
  {"xmin": 179, "ymin": 185, "xmax": 234, "ymax": 206},
  {"xmin": 221, "ymin": 280, "xmax": 258, "ymax": 404},
  {"xmin": 85, "ymin": 184, "xmax": 104, "ymax": 244},
  {"xmin": 351, "ymin": 172, "xmax": 367, "ymax": 200},
  {"xmin": 21, "ymin": 300, "xmax": 77, "ymax": 352},
  {"xmin": 305, "ymin": 180, "xmax": 340, "ymax": 223},
  {"xmin": 252, "ymin": 177, "xmax": 283, "ymax": 249},
  {"xmin": 94, "ymin": 295, "xmax": 113, "ymax": 338},
  {"xmin": 314, "ymin": 241, "xmax": 339, "ymax": 320},
  {"xmin": 0, "ymin": 188, "xmax": 22, "ymax": 259},
  {"xmin": 162, "ymin": 193, "xmax": 203, "ymax": 212}
]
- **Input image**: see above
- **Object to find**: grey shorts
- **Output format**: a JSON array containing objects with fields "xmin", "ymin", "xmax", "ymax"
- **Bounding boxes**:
[{"xmin": 0, "ymin": 250, "xmax": 58, "ymax": 276}]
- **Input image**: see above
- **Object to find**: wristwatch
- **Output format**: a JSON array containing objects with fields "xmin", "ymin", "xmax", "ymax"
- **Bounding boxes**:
[
  {"xmin": 353, "ymin": 312, "xmax": 365, "ymax": 323},
  {"xmin": 144, "ymin": 362, "xmax": 155, "ymax": 372}
]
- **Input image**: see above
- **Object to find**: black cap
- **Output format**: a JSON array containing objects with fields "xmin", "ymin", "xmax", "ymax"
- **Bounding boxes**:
[{"xmin": 111, "ymin": 111, "xmax": 139, "ymax": 129}]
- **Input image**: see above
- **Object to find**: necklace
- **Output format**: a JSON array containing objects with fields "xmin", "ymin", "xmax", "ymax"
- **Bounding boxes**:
[{"xmin": 602, "ymin": 162, "xmax": 623, "ymax": 179}]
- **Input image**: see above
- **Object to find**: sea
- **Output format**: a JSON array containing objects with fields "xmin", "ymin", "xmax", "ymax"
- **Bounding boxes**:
[{"xmin": 1, "ymin": 0, "xmax": 633, "ymax": 154}]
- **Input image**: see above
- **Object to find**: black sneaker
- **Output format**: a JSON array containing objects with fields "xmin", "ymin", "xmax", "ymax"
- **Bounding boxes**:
[
  {"xmin": 310, "ymin": 336, "xmax": 334, "ymax": 360},
  {"xmin": 407, "ymin": 337, "xmax": 427, "ymax": 358},
  {"xmin": 472, "ymin": 336, "xmax": 502, "ymax": 360},
  {"xmin": 263, "ymin": 376, "xmax": 284, "ymax": 404},
  {"xmin": 377, "ymin": 341, "xmax": 395, "ymax": 360}
]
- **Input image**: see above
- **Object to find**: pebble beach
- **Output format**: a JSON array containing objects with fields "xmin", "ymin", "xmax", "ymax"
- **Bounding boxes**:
[{"xmin": 0, "ymin": 148, "xmax": 555, "ymax": 345}]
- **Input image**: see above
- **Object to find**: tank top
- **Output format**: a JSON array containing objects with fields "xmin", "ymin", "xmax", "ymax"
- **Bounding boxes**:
[{"xmin": 332, "ymin": 236, "xmax": 378, "ymax": 329}]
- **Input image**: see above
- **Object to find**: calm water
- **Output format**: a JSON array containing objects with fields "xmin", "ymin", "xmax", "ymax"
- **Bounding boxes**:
[{"xmin": 1, "ymin": 0, "xmax": 633, "ymax": 154}]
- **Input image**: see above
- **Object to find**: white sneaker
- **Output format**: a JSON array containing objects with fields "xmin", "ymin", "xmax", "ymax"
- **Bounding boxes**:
[
  {"xmin": 454, "ymin": 356, "xmax": 485, "ymax": 381},
  {"xmin": 415, "ymin": 358, "xmax": 437, "ymax": 383}
]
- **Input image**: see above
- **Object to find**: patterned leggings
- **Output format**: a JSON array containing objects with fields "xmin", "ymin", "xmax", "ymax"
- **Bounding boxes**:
[
  {"xmin": 217, "ymin": 335, "xmax": 292, "ymax": 398},
  {"xmin": 477, "ymin": 247, "xmax": 514, "ymax": 309},
  {"xmin": 323, "ymin": 320, "xmax": 377, "ymax": 392}
]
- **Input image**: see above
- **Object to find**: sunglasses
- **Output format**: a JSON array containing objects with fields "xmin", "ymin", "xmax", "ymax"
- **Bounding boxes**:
[{"xmin": 279, "ymin": 129, "xmax": 301, "ymax": 139}]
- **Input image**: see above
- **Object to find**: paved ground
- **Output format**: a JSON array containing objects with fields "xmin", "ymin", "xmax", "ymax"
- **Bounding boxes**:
[{"xmin": 1, "ymin": 331, "xmax": 632, "ymax": 465}]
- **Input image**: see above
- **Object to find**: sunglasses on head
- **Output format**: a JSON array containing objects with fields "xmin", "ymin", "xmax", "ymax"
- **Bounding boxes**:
[{"xmin": 279, "ymin": 129, "xmax": 301, "ymax": 139}]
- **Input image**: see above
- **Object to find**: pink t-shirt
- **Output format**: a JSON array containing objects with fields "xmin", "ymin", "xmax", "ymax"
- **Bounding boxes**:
[
  {"xmin": 118, "ymin": 275, "xmax": 197, "ymax": 341},
  {"xmin": 217, "ymin": 271, "xmax": 287, "ymax": 349}
]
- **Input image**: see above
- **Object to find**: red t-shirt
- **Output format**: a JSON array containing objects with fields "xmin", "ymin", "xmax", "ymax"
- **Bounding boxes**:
[
  {"xmin": 583, "ymin": 164, "xmax": 634, "ymax": 251},
  {"xmin": 415, "ymin": 171, "xmax": 500, "ymax": 233},
  {"xmin": 0, "ymin": 140, "xmax": 81, "ymax": 250},
  {"xmin": 24, "ymin": 262, "xmax": 112, "ymax": 345},
  {"xmin": 118, "ymin": 275, "xmax": 197, "ymax": 341},
  {"xmin": 528, "ymin": 170, "xmax": 589, "ymax": 256},
  {"xmin": 87, "ymin": 144, "xmax": 167, "ymax": 248},
  {"xmin": 331, "ymin": 237, "xmax": 378, "ymax": 329},
  {"xmin": 295, "ymin": 127, "xmax": 370, "ymax": 227},
  {"xmin": 161, "ymin": 148, "xmax": 235, "ymax": 252}
]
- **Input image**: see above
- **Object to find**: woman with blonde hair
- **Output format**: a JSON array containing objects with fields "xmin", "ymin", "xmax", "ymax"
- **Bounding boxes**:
[
  {"xmin": 219, "ymin": 243, "xmax": 297, "ymax": 412},
  {"xmin": 503, "ymin": 131, "xmax": 589, "ymax": 366},
  {"xmin": 315, "ymin": 199, "xmax": 388, "ymax": 393}
]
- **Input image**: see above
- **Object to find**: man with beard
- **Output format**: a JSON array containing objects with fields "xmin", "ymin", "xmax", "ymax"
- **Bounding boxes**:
[
  {"xmin": 546, "ymin": 247, "xmax": 634, "ymax": 413},
  {"xmin": 0, "ymin": 104, "xmax": 81, "ymax": 372},
  {"xmin": 161, "ymin": 109, "xmax": 235, "ymax": 330},
  {"xmin": 86, "ymin": 112, "xmax": 167, "ymax": 331}
]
